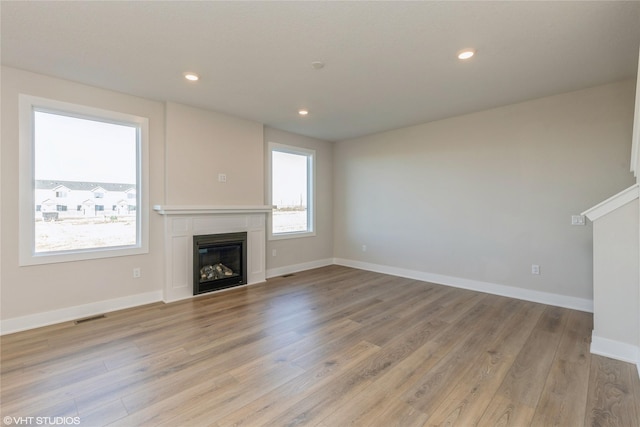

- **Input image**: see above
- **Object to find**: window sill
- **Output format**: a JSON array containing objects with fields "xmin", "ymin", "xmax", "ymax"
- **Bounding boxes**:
[{"xmin": 269, "ymin": 230, "xmax": 316, "ymax": 241}]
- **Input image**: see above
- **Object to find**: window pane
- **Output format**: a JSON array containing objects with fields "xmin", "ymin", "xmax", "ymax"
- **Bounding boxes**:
[
  {"xmin": 34, "ymin": 111, "xmax": 138, "ymax": 253},
  {"xmin": 272, "ymin": 150, "xmax": 308, "ymax": 233}
]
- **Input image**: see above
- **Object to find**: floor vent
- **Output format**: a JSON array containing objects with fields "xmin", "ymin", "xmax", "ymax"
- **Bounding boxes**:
[
  {"xmin": 74, "ymin": 314, "xmax": 106, "ymax": 324},
  {"xmin": 281, "ymin": 274, "xmax": 295, "ymax": 278}
]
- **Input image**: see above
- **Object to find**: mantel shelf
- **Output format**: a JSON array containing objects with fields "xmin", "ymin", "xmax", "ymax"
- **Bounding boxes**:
[
  {"xmin": 153, "ymin": 205, "xmax": 274, "ymax": 215},
  {"xmin": 581, "ymin": 183, "xmax": 639, "ymax": 222}
]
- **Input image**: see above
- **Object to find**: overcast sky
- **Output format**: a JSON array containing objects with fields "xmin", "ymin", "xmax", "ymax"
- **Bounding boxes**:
[
  {"xmin": 34, "ymin": 111, "xmax": 137, "ymax": 184},
  {"xmin": 272, "ymin": 151, "xmax": 307, "ymax": 207}
]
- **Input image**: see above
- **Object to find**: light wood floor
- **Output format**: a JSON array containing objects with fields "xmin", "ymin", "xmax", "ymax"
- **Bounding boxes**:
[{"xmin": 2, "ymin": 265, "xmax": 640, "ymax": 426}]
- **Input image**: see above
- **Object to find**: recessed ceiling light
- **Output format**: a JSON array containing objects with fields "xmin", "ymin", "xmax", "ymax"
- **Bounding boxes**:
[
  {"xmin": 184, "ymin": 72, "xmax": 199, "ymax": 81},
  {"xmin": 457, "ymin": 49, "xmax": 475, "ymax": 60},
  {"xmin": 298, "ymin": 109, "xmax": 309, "ymax": 116},
  {"xmin": 311, "ymin": 61, "xmax": 325, "ymax": 70}
]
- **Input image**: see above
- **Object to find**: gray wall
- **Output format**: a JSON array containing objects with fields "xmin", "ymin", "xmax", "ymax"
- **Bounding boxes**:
[
  {"xmin": 164, "ymin": 102, "xmax": 264, "ymax": 206},
  {"xmin": 1, "ymin": 64, "xmax": 635, "ymax": 331},
  {"xmin": 0, "ymin": 67, "xmax": 336, "ymax": 326},
  {"xmin": 334, "ymin": 80, "xmax": 636, "ymax": 301},
  {"xmin": 1, "ymin": 67, "xmax": 166, "ymax": 320}
]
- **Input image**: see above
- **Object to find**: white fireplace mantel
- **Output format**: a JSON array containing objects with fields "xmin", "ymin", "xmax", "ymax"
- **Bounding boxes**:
[
  {"xmin": 154, "ymin": 205, "xmax": 272, "ymax": 302},
  {"xmin": 153, "ymin": 205, "xmax": 274, "ymax": 215}
]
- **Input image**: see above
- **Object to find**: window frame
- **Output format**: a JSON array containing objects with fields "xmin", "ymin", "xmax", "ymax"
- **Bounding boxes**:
[
  {"xmin": 18, "ymin": 94, "xmax": 149, "ymax": 266},
  {"xmin": 267, "ymin": 142, "xmax": 316, "ymax": 240}
]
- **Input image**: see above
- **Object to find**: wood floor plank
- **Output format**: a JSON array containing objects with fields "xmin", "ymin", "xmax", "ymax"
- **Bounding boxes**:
[
  {"xmin": 402, "ymin": 297, "xmax": 524, "ymax": 413},
  {"xmin": 109, "ymin": 373, "xmax": 240, "ymax": 426},
  {"xmin": 1, "ymin": 266, "xmax": 639, "ymax": 427},
  {"xmin": 71, "ymin": 347, "xmax": 195, "ymax": 415},
  {"xmin": 584, "ymin": 355, "xmax": 640, "ymax": 426},
  {"xmin": 476, "ymin": 306, "xmax": 572, "ymax": 426},
  {"xmin": 215, "ymin": 340, "xmax": 381, "ymax": 427},
  {"xmin": 77, "ymin": 399, "xmax": 129, "ymax": 427},
  {"xmin": 476, "ymin": 395, "xmax": 537, "ymax": 427},
  {"xmin": 490, "ymin": 306, "xmax": 570, "ymax": 407},
  {"xmin": 308, "ymin": 295, "xmax": 501, "ymax": 423},
  {"xmin": 424, "ymin": 300, "xmax": 545, "ymax": 426},
  {"xmin": 155, "ymin": 360, "xmax": 307, "ymax": 426},
  {"xmin": 317, "ymin": 383, "xmax": 429, "ymax": 427},
  {"xmin": 631, "ymin": 363, "xmax": 640, "ymax": 424},
  {"xmin": 2, "ymin": 345, "xmax": 188, "ymax": 416},
  {"xmin": 227, "ymin": 320, "xmax": 361, "ymax": 383},
  {"xmin": 530, "ymin": 310, "xmax": 592, "ymax": 426},
  {"xmin": 296, "ymin": 307, "xmax": 468, "ymax": 425}
]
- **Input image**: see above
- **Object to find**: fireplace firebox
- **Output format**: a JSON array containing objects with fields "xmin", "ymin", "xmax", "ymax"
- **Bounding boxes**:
[{"xmin": 193, "ymin": 232, "xmax": 247, "ymax": 295}]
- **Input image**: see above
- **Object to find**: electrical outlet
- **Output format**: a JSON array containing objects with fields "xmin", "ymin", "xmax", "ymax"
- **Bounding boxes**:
[
  {"xmin": 133, "ymin": 268, "xmax": 141, "ymax": 279},
  {"xmin": 272, "ymin": 249, "xmax": 277, "ymax": 257},
  {"xmin": 531, "ymin": 264, "xmax": 540, "ymax": 275},
  {"xmin": 362, "ymin": 245, "xmax": 367, "ymax": 252},
  {"xmin": 218, "ymin": 173, "xmax": 227, "ymax": 183}
]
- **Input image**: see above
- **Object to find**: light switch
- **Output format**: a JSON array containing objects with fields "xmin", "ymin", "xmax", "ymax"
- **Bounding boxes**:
[{"xmin": 571, "ymin": 215, "xmax": 585, "ymax": 226}]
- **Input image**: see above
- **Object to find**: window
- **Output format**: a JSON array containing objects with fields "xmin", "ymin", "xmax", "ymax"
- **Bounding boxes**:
[
  {"xmin": 268, "ymin": 142, "xmax": 315, "ymax": 239},
  {"xmin": 19, "ymin": 95, "xmax": 149, "ymax": 265}
]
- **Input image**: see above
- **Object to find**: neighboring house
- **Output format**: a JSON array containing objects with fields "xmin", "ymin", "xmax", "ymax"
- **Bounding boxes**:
[{"xmin": 35, "ymin": 180, "xmax": 136, "ymax": 220}]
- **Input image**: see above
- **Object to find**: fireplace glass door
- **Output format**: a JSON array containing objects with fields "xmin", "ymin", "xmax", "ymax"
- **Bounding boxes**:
[{"xmin": 193, "ymin": 232, "xmax": 247, "ymax": 295}]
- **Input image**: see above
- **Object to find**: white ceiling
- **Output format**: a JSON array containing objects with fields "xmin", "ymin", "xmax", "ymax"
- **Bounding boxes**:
[{"xmin": 2, "ymin": 1, "xmax": 639, "ymax": 142}]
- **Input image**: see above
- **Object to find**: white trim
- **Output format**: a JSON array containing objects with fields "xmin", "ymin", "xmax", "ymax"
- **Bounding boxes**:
[
  {"xmin": 581, "ymin": 184, "xmax": 639, "ymax": 221},
  {"xmin": 0, "ymin": 291, "xmax": 162, "ymax": 335},
  {"xmin": 153, "ymin": 205, "xmax": 274, "ymax": 215},
  {"xmin": 159, "ymin": 212, "xmax": 267, "ymax": 302},
  {"xmin": 630, "ymin": 46, "xmax": 640, "ymax": 178},
  {"xmin": 591, "ymin": 333, "xmax": 640, "ymax": 365},
  {"xmin": 333, "ymin": 258, "xmax": 593, "ymax": 313},
  {"xmin": 266, "ymin": 258, "xmax": 334, "ymax": 279},
  {"xmin": 161, "ymin": 279, "xmax": 266, "ymax": 304},
  {"xmin": 19, "ymin": 94, "xmax": 150, "ymax": 266},
  {"xmin": 267, "ymin": 142, "xmax": 316, "ymax": 240},
  {"xmin": 268, "ymin": 229, "xmax": 317, "ymax": 241}
]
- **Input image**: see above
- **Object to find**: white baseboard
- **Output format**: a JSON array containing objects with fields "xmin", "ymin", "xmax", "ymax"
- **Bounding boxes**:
[
  {"xmin": 337, "ymin": 259, "xmax": 640, "ymax": 376},
  {"xmin": 0, "ymin": 290, "xmax": 163, "ymax": 335},
  {"xmin": 0, "ymin": 258, "xmax": 596, "ymax": 336},
  {"xmin": 591, "ymin": 334, "xmax": 640, "ymax": 366},
  {"xmin": 266, "ymin": 258, "xmax": 334, "ymax": 279},
  {"xmin": 333, "ymin": 258, "xmax": 594, "ymax": 313}
]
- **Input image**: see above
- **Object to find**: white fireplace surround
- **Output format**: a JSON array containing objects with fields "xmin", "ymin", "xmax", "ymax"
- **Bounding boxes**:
[{"xmin": 153, "ymin": 205, "xmax": 273, "ymax": 302}]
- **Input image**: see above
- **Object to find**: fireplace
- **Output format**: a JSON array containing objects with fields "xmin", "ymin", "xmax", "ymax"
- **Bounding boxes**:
[
  {"xmin": 154, "ymin": 205, "xmax": 270, "ymax": 302},
  {"xmin": 193, "ymin": 232, "xmax": 247, "ymax": 295}
]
